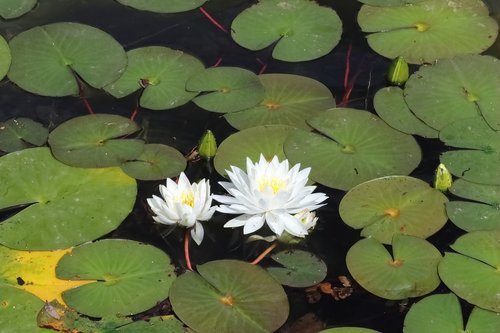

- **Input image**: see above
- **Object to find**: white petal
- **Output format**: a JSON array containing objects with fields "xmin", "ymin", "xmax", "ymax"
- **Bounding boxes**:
[
  {"xmin": 224, "ymin": 215, "xmax": 252, "ymax": 228},
  {"xmin": 265, "ymin": 211, "xmax": 285, "ymax": 236},
  {"xmin": 242, "ymin": 214, "xmax": 266, "ymax": 234},
  {"xmin": 281, "ymin": 214, "xmax": 308, "ymax": 237},
  {"xmin": 190, "ymin": 222, "xmax": 204, "ymax": 245}
]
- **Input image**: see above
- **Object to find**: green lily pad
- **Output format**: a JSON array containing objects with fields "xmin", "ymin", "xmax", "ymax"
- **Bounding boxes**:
[
  {"xmin": 373, "ymin": 87, "xmax": 438, "ymax": 138},
  {"xmin": 404, "ymin": 55, "xmax": 500, "ymax": 131},
  {"xmin": 169, "ymin": 260, "xmax": 289, "ymax": 333},
  {"xmin": 447, "ymin": 179, "xmax": 500, "ymax": 231},
  {"xmin": 214, "ymin": 124, "xmax": 297, "ymax": 178},
  {"xmin": 339, "ymin": 176, "xmax": 448, "ymax": 244},
  {"xmin": 0, "ymin": 0, "xmax": 37, "ymax": 19},
  {"xmin": 231, "ymin": 0, "xmax": 342, "ymax": 62},
  {"xmin": 0, "ymin": 34, "xmax": 10, "ymax": 80},
  {"xmin": 56, "ymin": 239, "xmax": 174, "ymax": 317},
  {"xmin": 104, "ymin": 46, "xmax": 204, "ymax": 110},
  {"xmin": 116, "ymin": 316, "xmax": 185, "ymax": 333},
  {"xmin": 116, "ymin": 0, "xmax": 207, "ymax": 13},
  {"xmin": 225, "ymin": 73, "xmax": 336, "ymax": 130},
  {"xmin": 120, "ymin": 143, "xmax": 186, "ymax": 180},
  {"xmin": 403, "ymin": 293, "xmax": 500, "ymax": 333},
  {"xmin": 8, "ymin": 22, "xmax": 127, "ymax": 97},
  {"xmin": 0, "ymin": 118, "xmax": 48, "ymax": 152},
  {"xmin": 438, "ymin": 230, "xmax": 500, "ymax": 312},
  {"xmin": 186, "ymin": 67, "xmax": 265, "ymax": 113},
  {"xmin": 0, "ymin": 286, "xmax": 47, "ymax": 333},
  {"xmin": 266, "ymin": 250, "xmax": 327, "ymax": 288},
  {"xmin": 346, "ymin": 235, "xmax": 442, "ymax": 300},
  {"xmin": 48, "ymin": 114, "xmax": 145, "ymax": 168},
  {"xmin": 358, "ymin": 0, "xmax": 426, "ymax": 6},
  {"xmin": 284, "ymin": 108, "xmax": 422, "ymax": 190},
  {"xmin": 319, "ymin": 328, "xmax": 381, "ymax": 333},
  {"xmin": 0, "ymin": 148, "xmax": 137, "ymax": 250},
  {"xmin": 358, "ymin": 0, "xmax": 498, "ymax": 64}
]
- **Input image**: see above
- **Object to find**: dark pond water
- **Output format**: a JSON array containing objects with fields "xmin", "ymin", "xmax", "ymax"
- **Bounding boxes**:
[{"xmin": 1, "ymin": 1, "xmax": 499, "ymax": 332}]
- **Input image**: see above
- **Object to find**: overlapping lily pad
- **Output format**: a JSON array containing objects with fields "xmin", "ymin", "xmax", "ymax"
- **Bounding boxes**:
[
  {"xmin": 358, "ymin": 0, "xmax": 426, "ymax": 6},
  {"xmin": 116, "ymin": 0, "xmax": 207, "ymax": 13},
  {"xmin": 403, "ymin": 293, "xmax": 500, "ymax": 333},
  {"xmin": 169, "ymin": 260, "xmax": 289, "ymax": 333},
  {"xmin": 0, "ymin": 0, "xmax": 37, "ymax": 19},
  {"xmin": 48, "ymin": 114, "xmax": 144, "ymax": 168},
  {"xmin": 225, "ymin": 73, "xmax": 336, "ymax": 130},
  {"xmin": 214, "ymin": 125, "xmax": 296, "ymax": 177},
  {"xmin": 104, "ymin": 46, "xmax": 204, "ymax": 110},
  {"xmin": 438, "ymin": 230, "xmax": 500, "ymax": 312},
  {"xmin": 404, "ymin": 55, "xmax": 500, "ymax": 130},
  {"xmin": 186, "ymin": 67, "xmax": 265, "ymax": 113},
  {"xmin": 439, "ymin": 117, "xmax": 500, "ymax": 185},
  {"xmin": 339, "ymin": 176, "xmax": 448, "ymax": 244},
  {"xmin": 358, "ymin": 0, "xmax": 498, "ymax": 64},
  {"xmin": 346, "ymin": 235, "xmax": 442, "ymax": 300},
  {"xmin": 56, "ymin": 239, "xmax": 175, "ymax": 317},
  {"xmin": 231, "ymin": 0, "xmax": 342, "ymax": 62},
  {"xmin": 8, "ymin": 22, "xmax": 127, "ymax": 96},
  {"xmin": 0, "ymin": 118, "xmax": 48, "ymax": 152},
  {"xmin": 373, "ymin": 87, "xmax": 438, "ymax": 138},
  {"xmin": 284, "ymin": 108, "xmax": 421, "ymax": 190},
  {"xmin": 447, "ymin": 179, "xmax": 500, "ymax": 231},
  {"xmin": 0, "ymin": 148, "xmax": 137, "ymax": 250},
  {"xmin": 0, "ymin": 34, "xmax": 10, "ymax": 80},
  {"xmin": 0, "ymin": 286, "xmax": 47, "ymax": 333}
]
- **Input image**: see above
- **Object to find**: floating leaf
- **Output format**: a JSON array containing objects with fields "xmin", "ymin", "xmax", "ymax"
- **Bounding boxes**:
[
  {"xmin": 186, "ymin": 67, "xmax": 265, "ymax": 113},
  {"xmin": 0, "ymin": 286, "xmax": 47, "ymax": 333},
  {"xmin": 319, "ymin": 328, "xmax": 381, "ymax": 333},
  {"xmin": 358, "ymin": 0, "xmax": 426, "ymax": 7},
  {"xmin": 104, "ymin": 46, "xmax": 204, "ymax": 110},
  {"xmin": 267, "ymin": 250, "xmax": 327, "ymax": 288},
  {"xmin": 0, "ymin": 0, "xmax": 37, "ymax": 19},
  {"xmin": 56, "ymin": 239, "xmax": 175, "ymax": 318},
  {"xmin": 116, "ymin": 0, "xmax": 207, "ymax": 13},
  {"xmin": 0, "ymin": 34, "xmax": 10, "ymax": 80},
  {"xmin": 284, "ymin": 108, "xmax": 421, "ymax": 190},
  {"xmin": 404, "ymin": 55, "xmax": 500, "ymax": 130},
  {"xmin": 339, "ymin": 176, "xmax": 448, "ymax": 244},
  {"xmin": 225, "ymin": 73, "xmax": 335, "ymax": 130},
  {"xmin": 120, "ymin": 143, "xmax": 186, "ymax": 180},
  {"xmin": 373, "ymin": 87, "xmax": 438, "ymax": 138},
  {"xmin": 8, "ymin": 22, "xmax": 126, "ymax": 96},
  {"xmin": 447, "ymin": 179, "xmax": 500, "ymax": 231},
  {"xmin": 0, "ymin": 118, "xmax": 48, "ymax": 152},
  {"xmin": 403, "ymin": 293, "xmax": 500, "ymax": 333},
  {"xmin": 48, "ymin": 114, "xmax": 144, "ymax": 168},
  {"xmin": 0, "ymin": 148, "xmax": 137, "ymax": 250},
  {"xmin": 346, "ymin": 235, "xmax": 442, "ymax": 300},
  {"xmin": 231, "ymin": 0, "xmax": 342, "ymax": 62},
  {"xmin": 170, "ymin": 260, "xmax": 289, "ymax": 333},
  {"xmin": 358, "ymin": 0, "xmax": 498, "ymax": 64},
  {"xmin": 214, "ymin": 125, "xmax": 297, "ymax": 177}
]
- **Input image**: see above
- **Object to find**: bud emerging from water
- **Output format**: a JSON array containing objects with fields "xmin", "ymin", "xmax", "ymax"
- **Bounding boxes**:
[
  {"xmin": 198, "ymin": 130, "xmax": 217, "ymax": 160},
  {"xmin": 434, "ymin": 163, "xmax": 452, "ymax": 192},
  {"xmin": 387, "ymin": 56, "xmax": 409, "ymax": 86}
]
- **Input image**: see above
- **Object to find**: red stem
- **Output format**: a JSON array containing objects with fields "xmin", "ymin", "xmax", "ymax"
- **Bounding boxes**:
[
  {"xmin": 184, "ymin": 229, "xmax": 194, "ymax": 271},
  {"xmin": 343, "ymin": 42, "xmax": 352, "ymax": 90},
  {"xmin": 251, "ymin": 242, "xmax": 277, "ymax": 265},
  {"xmin": 212, "ymin": 56, "xmax": 223, "ymax": 67},
  {"xmin": 75, "ymin": 75, "xmax": 94, "ymax": 114},
  {"xmin": 199, "ymin": 7, "xmax": 228, "ymax": 33},
  {"xmin": 256, "ymin": 58, "xmax": 267, "ymax": 74}
]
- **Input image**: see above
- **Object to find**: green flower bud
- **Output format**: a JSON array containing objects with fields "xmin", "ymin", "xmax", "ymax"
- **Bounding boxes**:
[
  {"xmin": 434, "ymin": 163, "xmax": 452, "ymax": 192},
  {"xmin": 198, "ymin": 130, "xmax": 217, "ymax": 160},
  {"xmin": 387, "ymin": 56, "xmax": 409, "ymax": 86}
]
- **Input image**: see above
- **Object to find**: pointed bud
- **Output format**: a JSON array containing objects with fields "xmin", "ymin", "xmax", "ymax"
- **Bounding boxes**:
[
  {"xmin": 198, "ymin": 130, "xmax": 217, "ymax": 160},
  {"xmin": 434, "ymin": 163, "xmax": 452, "ymax": 192},
  {"xmin": 387, "ymin": 56, "xmax": 409, "ymax": 86}
]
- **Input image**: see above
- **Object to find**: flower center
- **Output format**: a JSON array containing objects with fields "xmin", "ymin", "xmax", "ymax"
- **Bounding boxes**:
[
  {"xmin": 178, "ymin": 191, "xmax": 195, "ymax": 207},
  {"xmin": 258, "ymin": 177, "xmax": 286, "ymax": 194}
]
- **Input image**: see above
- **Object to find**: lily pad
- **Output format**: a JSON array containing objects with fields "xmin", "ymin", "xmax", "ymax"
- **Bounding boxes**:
[
  {"xmin": 439, "ymin": 117, "xmax": 500, "ymax": 185},
  {"xmin": 231, "ymin": 0, "xmax": 342, "ymax": 62},
  {"xmin": 0, "ymin": 34, "xmax": 10, "ymax": 80},
  {"xmin": 56, "ymin": 239, "xmax": 175, "ymax": 317},
  {"xmin": 438, "ymin": 230, "xmax": 500, "ymax": 312},
  {"xmin": 214, "ymin": 124, "xmax": 297, "ymax": 177},
  {"xmin": 0, "ymin": 286, "xmax": 47, "ymax": 333},
  {"xmin": 447, "ymin": 179, "xmax": 500, "ymax": 231},
  {"xmin": 8, "ymin": 22, "xmax": 127, "ymax": 96},
  {"xmin": 0, "ymin": 0, "xmax": 37, "ymax": 19},
  {"xmin": 116, "ymin": 0, "xmax": 207, "ymax": 13},
  {"xmin": 373, "ymin": 87, "xmax": 438, "ymax": 138},
  {"xmin": 266, "ymin": 250, "xmax": 327, "ymax": 288},
  {"xmin": 186, "ymin": 66, "xmax": 265, "ymax": 113},
  {"xmin": 225, "ymin": 73, "xmax": 336, "ymax": 130},
  {"xmin": 358, "ymin": 0, "xmax": 426, "ymax": 6},
  {"xmin": 169, "ymin": 260, "xmax": 289, "ymax": 333},
  {"xmin": 120, "ymin": 143, "xmax": 186, "ymax": 180},
  {"xmin": 284, "ymin": 108, "xmax": 421, "ymax": 190},
  {"xmin": 339, "ymin": 176, "xmax": 448, "ymax": 244},
  {"xmin": 346, "ymin": 235, "xmax": 442, "ymax": 300},
  {"xmin": 48, "ymin": 114, "xmax": 145, "ymax": 168},
  {"xmin": 0, "ymin": 147, "xmax": 137, "ymax": 250},
  {"xmin": 0, "ymin": 118, "xmax": 48, "ymax": 152},
  {"xmin": 104, "ymin": 46, "xmax": 204, "ymax": 110},
  {"xmin": 319, "ymin": 328, "xmax": 381, "ymax": 333},
  {"xmin": 357, "ymin": 0, "xmax": 498, "ymax": 64}
]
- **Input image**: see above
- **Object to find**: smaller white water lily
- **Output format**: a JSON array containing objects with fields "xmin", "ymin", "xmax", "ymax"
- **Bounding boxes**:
[
  {"xmin": 147, "ymin": 172, "xmax": 216, "ymax": 245},
  {"xmin": 213, "ymin": 155, "xmax": 328, "ymax": 237}
]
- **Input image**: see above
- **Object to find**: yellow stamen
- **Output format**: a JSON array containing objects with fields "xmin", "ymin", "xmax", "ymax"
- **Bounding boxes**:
[
  {"xmin": 258, "ymin": 177, "xmax": 286, "ymax": 194},
  {"xmin": 178, "ymin": 191, "xmax": 195, "ymax": 207}
]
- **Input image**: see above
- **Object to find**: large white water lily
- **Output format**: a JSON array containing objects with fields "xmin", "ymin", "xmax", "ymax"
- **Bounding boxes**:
[
  {"xmin": 147, "ymin": 172, "xmax": 216, "ymax": 245},
  {"xmin": 213, "ymin": 155, "xmax": 328, "ymax": 237}
]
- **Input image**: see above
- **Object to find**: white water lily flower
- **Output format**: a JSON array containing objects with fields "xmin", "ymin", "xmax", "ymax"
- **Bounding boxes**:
[
  {"xmin": 147, "ymin": 172, "xmax": 216, "ymax": 245},
  {"xmin": 213, "ymin": 155, "xmax": 328, "ymax": 237}
]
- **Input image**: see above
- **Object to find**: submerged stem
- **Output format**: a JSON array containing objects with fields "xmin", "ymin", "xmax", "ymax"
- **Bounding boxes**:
[
  {"xmin": 251, "ymin": 242, "xmax": 278, "ymax": 265},
  {"xmin": 184, "ymin": 229, "xmax": 193, "ymax": 271}
]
